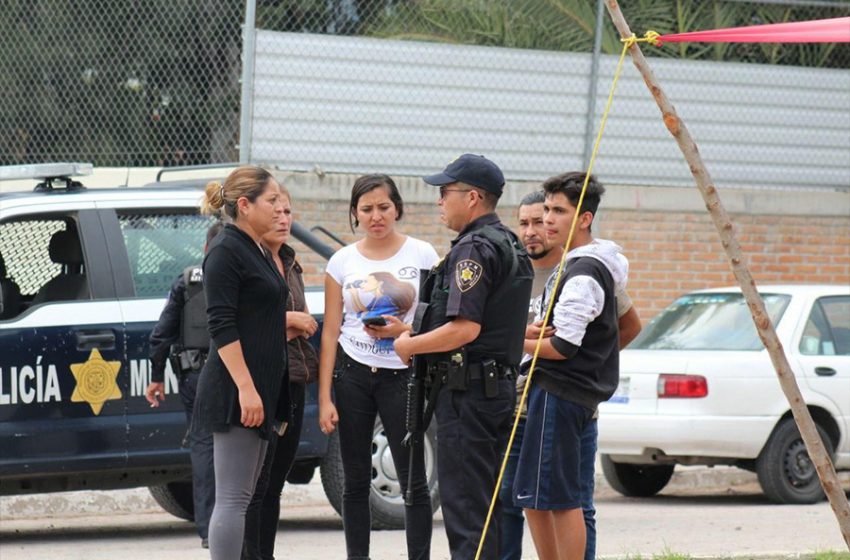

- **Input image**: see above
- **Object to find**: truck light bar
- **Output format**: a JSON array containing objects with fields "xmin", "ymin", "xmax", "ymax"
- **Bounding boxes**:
[{"xmin": 0, "ymin": 163, "xmax": 93, "ymax": 181}]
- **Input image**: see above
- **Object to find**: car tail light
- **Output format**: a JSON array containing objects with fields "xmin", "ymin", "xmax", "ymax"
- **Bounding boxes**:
[{"xmin": 657, "ymin": 374, "xmax": 708, "ymax": 398}]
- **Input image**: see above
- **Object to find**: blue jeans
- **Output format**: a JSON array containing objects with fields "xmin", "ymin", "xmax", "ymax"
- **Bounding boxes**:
[
  {"xmin": 499, "ymin": 417, "xmax": 598, "ymax": 560},
  {"xmin": 497, "ymin": 415, "xmax": 525, "ymax": 560},
  {"xmin": 581, "ymin": 419, "xmax": 598, "ymax": 560}
]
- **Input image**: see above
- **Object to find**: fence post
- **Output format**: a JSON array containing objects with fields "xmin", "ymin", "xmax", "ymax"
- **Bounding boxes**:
[
  {"xmin": 239, "ymin": 0, "xmax": 257, "ymax": 165},
  {"xmin": 582, "ymin": 0, "xmax": 606, "ymax": 170}
]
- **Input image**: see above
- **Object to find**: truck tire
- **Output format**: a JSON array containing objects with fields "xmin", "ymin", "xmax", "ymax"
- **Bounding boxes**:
[
  {"xmin": 600, "ymin": 454, "xmax": 674, "ymax": 497},
  {"xmin": 286, "ymin": 462, "xmax": 316, "ymax": 485},
  {"xmin": 756, "ymin": 419, "xmax": 833, "ymax": 504},
  {"xmin": 320, "ymin": 418, "xmax": 440, "ymax": 530},
  {"xmin": 149, "ymin": 481, "xmax": 194, "ymax": 521}
]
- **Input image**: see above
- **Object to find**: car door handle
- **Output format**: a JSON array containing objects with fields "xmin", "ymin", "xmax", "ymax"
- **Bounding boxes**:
[
  {"xmin": 814, "ymin": 366, "xmax": 836, "ymax": 377},
  {"xmin": 75, "ymin": 330, "xmax": 116, "ymax": 351}
]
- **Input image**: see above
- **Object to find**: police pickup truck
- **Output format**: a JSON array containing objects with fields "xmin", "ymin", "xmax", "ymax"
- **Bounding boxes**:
[{"xmin": 0, "ymin": 163, "xmax": 438, "ymax": 529}]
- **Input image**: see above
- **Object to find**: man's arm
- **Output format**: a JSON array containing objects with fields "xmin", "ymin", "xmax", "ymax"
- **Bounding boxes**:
[
  {"xmin": 522, "ymin": 336, "xmax": 570, "ymax": 360},
  {"xmin": 528, "ymin": 273, "xmax": 606, "ymax": 361},
  {"xmin": 146, "ymin": 275, "xmax": 186, "ymax": 406},
  {"xmin": 148, "ymin": 275, "xmax": 185, "ymax": 380},
  {"xmin": 394, "ymin": 318, "xmax": 480, "ymax": 364},
  {"xmin": 395, "ymin": 236, "xmax": 497, "ymax": 363},
  {"xmin": 618, "ymin": 306, "xmax": 642, "ymax": 349}
]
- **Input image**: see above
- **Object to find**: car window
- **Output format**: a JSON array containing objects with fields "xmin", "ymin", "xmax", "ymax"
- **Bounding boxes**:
[
  {"xmin": 117, "ymin": 212, "xmax": 213, "ymax": 297},
  {"xmin": 631, "ymin": 293, "xmax": 790, "ymax": 351},
  {"xmin": 0, "ymin": 215, "xmax": 91, "ymax": 318},
  {"xmin": 799, "ymin": 296, "xmax": 850, "ymax": 356}
]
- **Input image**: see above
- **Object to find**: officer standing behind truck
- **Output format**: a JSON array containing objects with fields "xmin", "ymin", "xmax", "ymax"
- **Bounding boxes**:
[
  {"xmin": 144, "ymin": 221, "xmax": 225, "ymax": 549},
  {"xmin": 394, "ymin": 154, "xmax": 533, "ymax": 559}
]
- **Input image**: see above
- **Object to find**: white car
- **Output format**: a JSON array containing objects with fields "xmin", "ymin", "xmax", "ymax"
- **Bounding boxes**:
[{"xmin": 598, "ymin": 284, "xmax": 850, "ymax": 504}]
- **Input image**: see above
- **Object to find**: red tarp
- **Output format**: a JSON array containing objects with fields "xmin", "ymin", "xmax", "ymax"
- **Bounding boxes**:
[{"xmin": 655, "ymin": 16, "xmax": 850, "ymax": 44}]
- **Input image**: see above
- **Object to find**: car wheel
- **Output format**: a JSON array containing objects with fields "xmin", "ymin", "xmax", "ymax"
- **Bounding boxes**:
[
  {"xmin": 149, "ymin": 481, "xmax": 194, "ymax": 521},
  {"xmin": 600, "ymin": 454, "xmax": 674, "ymax": 497},
  {"xmin": 756, "ymin": 419, "xmax": 834, "ymax": 504},
  {"xmin": 320, "ymin": 418, "xmax": 440, "ymax": 530}
]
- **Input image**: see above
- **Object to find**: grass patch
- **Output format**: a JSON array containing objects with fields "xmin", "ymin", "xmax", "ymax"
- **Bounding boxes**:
[{"xmin": 812, "ymin": 552, "xmax": 850, "ymax": 560}]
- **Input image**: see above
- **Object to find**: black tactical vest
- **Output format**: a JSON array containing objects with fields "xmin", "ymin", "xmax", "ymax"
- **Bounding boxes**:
[
  {"xmin": 471, "ymin": 225, "xmax": 533, "ymax": 366},
  {"xmin": 180, "ymin": 265, "xmax": 209, "ymax": 351},
  {"xmin": 419, "ymin": 225, "xmax": 533, "ymax": 367},
  {"xmin": 417, "ymin": 258, "xmax": 448, "ymax": 335}
]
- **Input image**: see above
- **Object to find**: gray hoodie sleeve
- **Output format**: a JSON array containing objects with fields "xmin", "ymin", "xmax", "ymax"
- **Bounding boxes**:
[{"xmin": 551, "ymin": 274, "xmax": 605, "ymax": 348}]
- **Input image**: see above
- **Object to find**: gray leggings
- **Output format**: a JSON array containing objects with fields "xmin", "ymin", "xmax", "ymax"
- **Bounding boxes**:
[{"xmin": 209, "ymin": 426, "xmax": 268, "ymax": 560}]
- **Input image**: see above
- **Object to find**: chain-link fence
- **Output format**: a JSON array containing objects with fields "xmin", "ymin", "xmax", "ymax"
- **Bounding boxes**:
[
  {"xmin": 0, "ymin": 0, "xmax": 244, "ymax": 167},
  {"xmin": 2, "ymin": 0, "xmax": 849, "ymax": 188},
  {"xmin": 249, "ymin": 0, "xmax": 850, "ymax": 189},
  {"xmin": 256, "ymin": 0, "xmax": 850, "ymax": 67}
]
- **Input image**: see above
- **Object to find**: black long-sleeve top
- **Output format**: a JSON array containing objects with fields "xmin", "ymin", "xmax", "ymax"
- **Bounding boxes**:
[
  {"xmin": 192, "ymin": 224, "xmax": 290, "ymax": 440},
  {"xmin": 148, "ymin": 274, "xmax": 186, "ymax": 382}
]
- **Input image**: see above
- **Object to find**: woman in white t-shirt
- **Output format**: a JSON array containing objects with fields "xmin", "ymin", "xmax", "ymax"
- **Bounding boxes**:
[{"xmin": 319, "ymin": 174, "xmax": 439, "ymax": 560}]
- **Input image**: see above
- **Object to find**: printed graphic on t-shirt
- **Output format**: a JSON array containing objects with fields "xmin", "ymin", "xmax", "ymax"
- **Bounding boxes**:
[
  {"xmin": 529, "ymin": 294, "xmax": 542, "ymax": 323},
  {"xmin": 343, "ymin": 268, "xmax": 418, "ymax": 354}
]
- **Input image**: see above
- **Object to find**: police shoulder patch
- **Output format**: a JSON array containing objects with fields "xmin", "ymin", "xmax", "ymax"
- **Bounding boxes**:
[{"xmin": 455, "ymin": 259, "xmax": 483, "ymax": 292}]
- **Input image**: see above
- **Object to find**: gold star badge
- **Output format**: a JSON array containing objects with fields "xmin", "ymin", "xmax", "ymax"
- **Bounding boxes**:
[{"xmin": 70, "ymin": 349, "xmax": 122, "ymax": 415}]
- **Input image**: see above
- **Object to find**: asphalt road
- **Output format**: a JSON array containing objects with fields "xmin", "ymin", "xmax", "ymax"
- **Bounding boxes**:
[{"xmin": 1, "ymin": 468, "xmax": 848, "ymax": 559}]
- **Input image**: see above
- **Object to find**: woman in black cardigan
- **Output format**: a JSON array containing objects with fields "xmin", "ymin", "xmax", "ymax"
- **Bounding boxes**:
[{"xmin": 194, "ymin": 166, "xmax": 290, "ymax": 559}]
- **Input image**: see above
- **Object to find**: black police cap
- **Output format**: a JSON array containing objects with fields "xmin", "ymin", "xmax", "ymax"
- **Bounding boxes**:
[{"xmin": 423, "ymin": 154, "xmax": 505, "ymax": 197}]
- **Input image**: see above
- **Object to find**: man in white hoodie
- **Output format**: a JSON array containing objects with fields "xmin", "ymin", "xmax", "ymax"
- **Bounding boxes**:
[
  {"xmin": 501, "ymin": 189, "xmax": 640, "ymax": 560},
  {"xmin": 513, "ymin": 172, "xmax": 629, "ymax": 560}
]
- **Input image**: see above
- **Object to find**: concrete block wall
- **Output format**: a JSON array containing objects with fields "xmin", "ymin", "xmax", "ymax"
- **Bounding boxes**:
[{"xmin": 277, "ymin": 170, "xmax": 850, "ymax": 322}]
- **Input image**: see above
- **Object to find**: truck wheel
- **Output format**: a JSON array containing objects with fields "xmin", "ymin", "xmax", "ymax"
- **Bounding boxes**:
[
  {"xmin": 149, "ymin": 481, "xmax": 194, "ymax": 521},
  {"xmin": 320, "ymin": 418, "xmax": 440, "ymax": 530},
  {"xmin": 600, "ymin": 454, "xmax": 674, "ymax": 497},
  {"xmin": 286, "ymin": 462, "xmax": 316, "ymax": 485},
  {"xmin": 319, "ymin": 429, "xmax": 345, "ymax": 517},
  {"xmin": 756, "ymin": 419, "xmax": 833, "ymax": 504}
]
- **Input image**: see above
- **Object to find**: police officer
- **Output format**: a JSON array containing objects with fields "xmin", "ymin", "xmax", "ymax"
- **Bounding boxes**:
[
  {"xmin": 395, "ymin": 154, "xmax": 533, "ymax": 559},
  {"xmin": 144, "ymin": 221, "xmax": 224, "ymax": 549}
]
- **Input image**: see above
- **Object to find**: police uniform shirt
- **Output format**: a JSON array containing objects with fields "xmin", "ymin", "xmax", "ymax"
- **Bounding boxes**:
[{"xmin": 444, "ymin": 212, "xmax": 506, "ymax": 324}]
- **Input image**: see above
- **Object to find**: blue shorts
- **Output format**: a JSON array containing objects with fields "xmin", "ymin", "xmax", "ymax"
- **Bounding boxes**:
[{"xmin": 513, "ymin": 382, "xmax": 594, "ymax": 510}]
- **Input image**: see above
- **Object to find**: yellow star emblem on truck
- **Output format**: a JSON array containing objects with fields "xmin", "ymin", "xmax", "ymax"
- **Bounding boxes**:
[{"xmin": 70, "ymin": 349, "xmax": 122, "ymax": 415}]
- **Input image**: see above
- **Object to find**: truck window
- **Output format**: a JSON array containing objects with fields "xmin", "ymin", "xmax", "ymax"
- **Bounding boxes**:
[
  {"xmin": 117, "ymin": 212, "xmax": 213, "ymax": 298},
  {"xmin": 0, "ymin": 216, "xmax": 91, "ymax": 318}
]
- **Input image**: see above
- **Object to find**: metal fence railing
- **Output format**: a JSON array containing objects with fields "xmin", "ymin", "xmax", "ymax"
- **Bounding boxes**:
[{"xmin": 2, "ymin": 0, "xmax": 848, "ymax": 181}]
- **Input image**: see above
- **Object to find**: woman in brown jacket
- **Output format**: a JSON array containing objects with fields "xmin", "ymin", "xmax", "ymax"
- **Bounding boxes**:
[{"xmin": 243, "ymin": 183, "xmax": 319, "ymax": 560}]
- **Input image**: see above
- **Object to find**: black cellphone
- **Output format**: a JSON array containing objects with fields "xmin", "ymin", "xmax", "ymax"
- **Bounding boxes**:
[{"xmin": 361, "ymin": 316, "xmax": 388, "ymax": 327}]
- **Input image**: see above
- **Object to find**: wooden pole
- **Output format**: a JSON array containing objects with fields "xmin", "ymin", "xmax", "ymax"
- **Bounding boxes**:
[{"xmin": 604, "ymin": 0, "xmax": 850, "ymax": 548}]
